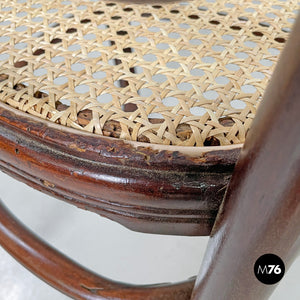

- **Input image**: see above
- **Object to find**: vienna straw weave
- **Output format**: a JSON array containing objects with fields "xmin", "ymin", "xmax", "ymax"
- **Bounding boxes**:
[{"xmin": 0, "ymin": 0, "xmax": 298, "ymax": 146}]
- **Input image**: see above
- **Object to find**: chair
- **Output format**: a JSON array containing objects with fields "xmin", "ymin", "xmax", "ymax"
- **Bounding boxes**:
[{"xmin": 0, "ymin": 0, "xmax": 299, "ymax": 299}]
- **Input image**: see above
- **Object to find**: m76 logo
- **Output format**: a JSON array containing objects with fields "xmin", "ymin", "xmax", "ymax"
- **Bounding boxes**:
[
  {"xmin": 256, "ymin": 265, "xmax": 282, "ymax": 275},
  {"xmin": 254, "ymin": 254, "xmax": 285, "ymax": 284}
]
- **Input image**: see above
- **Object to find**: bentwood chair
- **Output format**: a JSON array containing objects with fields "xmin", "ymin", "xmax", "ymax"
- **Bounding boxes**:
[{"xmin": 0, "ymin": 0, "xmax": 299, "ymax": 299}]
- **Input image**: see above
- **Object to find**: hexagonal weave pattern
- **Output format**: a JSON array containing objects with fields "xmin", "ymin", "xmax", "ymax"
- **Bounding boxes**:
[{"xmin": 0, "ymin": 0, "xmax": 298, "ymax": 146}]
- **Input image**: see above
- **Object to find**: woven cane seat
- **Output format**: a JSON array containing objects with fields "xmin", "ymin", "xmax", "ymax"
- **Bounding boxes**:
[{"xmin": 0, "ymin": 0, "xmax": 297, "ymax": 147}]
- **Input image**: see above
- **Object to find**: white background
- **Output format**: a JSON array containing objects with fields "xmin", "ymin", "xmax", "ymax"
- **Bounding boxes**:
[{"xmin": 0, "ymin": 171, "xmax": 299, "ymax": 300}]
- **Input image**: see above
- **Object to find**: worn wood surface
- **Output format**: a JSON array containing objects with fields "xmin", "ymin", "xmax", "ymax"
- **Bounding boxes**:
[
  {"xmin": 0, "ymin": 102, "xmax": 239, "ymax": 236},
  {"xmin": 191, "ymin": 14, "xmax": 300, "ymax": 300}
]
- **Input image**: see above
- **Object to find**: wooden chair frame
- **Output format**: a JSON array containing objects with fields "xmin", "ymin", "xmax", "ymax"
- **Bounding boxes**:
[{"xmin": 0, "ymin": 10, "xmax": 299, "ymax": 300}]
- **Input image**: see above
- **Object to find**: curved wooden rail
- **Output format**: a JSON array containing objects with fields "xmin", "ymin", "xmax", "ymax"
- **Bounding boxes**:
[
  {"xmin": 0, "ymin": 199, "xmax": 196, "ymax": 300},
  {"xmin": 0, "ymin": 102, "xmax": 240, "ymax": 236}
]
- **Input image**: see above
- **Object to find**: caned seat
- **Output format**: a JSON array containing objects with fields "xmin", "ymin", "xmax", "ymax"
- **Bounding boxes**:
[
  {"xmin": 0, "ymin": 0, "xmax": 299, "ymax": 299},
  {"xmin": 0, "ymin": 0, "xmax": 297, "ymax": 146}
]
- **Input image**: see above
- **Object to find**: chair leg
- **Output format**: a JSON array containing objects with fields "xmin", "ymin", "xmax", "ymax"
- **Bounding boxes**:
[{"xmin": 191, "ymin": 14, "xmax": 300, "ymax": 300}]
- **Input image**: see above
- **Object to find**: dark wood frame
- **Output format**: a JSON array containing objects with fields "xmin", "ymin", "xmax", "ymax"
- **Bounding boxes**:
[
  {"xmin": 0, "ymin": 102, "xmax": 240, "ymax": 236},
  {"xmin": 0, "ymin": 12, "xmax": 299, "ymax": 300}
]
